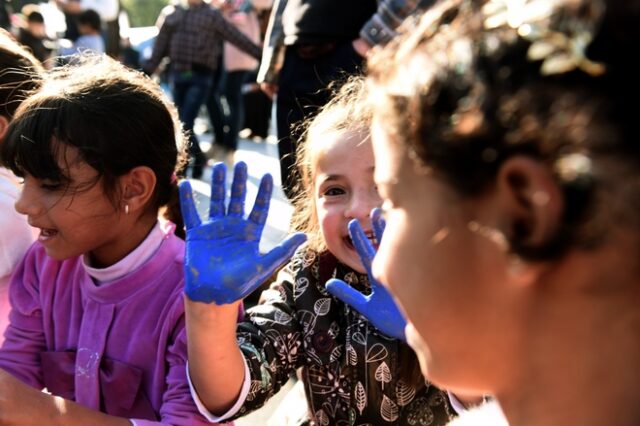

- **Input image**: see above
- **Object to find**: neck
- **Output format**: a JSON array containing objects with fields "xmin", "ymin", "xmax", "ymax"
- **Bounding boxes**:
[
  {"xmin": 498, "ymin": 245, "xmax": 640, "ymax": 426},
  {"xmin": 89, "ymin": 212, "xmax": 158, "ymax": 268}
]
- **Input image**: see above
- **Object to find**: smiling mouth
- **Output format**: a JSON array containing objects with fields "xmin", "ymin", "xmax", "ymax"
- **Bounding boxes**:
[
  {"xmin": 343, "ymin": 231, "xmax": 378, "ymax": 251},
  {"xmin": 38, "ymin": 228, "xmax": 59, "ymax": 242}
]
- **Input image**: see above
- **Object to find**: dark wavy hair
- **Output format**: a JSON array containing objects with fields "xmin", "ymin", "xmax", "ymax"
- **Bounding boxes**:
[
  {"xmin": 0, "ymin": 54, "xmax": 189, "ymax": 237},
  {"xmin": 368, "ymin": 0, "xmax": 640, "ymax": 260}
]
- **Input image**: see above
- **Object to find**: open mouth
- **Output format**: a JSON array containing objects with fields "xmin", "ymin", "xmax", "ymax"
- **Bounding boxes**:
[
  {"xmin": 343, "ymin": 230, "xmax": 378, "ymax": 251},
  {"xmin": 38, "ymin": 228, "xmax": 59, "ymax": 242}
]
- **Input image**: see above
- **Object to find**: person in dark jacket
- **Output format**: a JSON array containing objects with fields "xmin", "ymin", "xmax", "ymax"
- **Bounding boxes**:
[
  {"xmin": 257, "ymin": 0, "xmax": 436, "ymax": 200},
  {"xmin": 144, "ymin": 0, "xmax": 262, "ymax": 179}
]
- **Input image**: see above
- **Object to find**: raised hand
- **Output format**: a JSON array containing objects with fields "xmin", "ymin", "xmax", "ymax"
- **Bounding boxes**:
[
  {"xmin": 179, "ymin": 162, "xmax": 307, "ymax": 304},
  {"xmin": 325, "ymin": 208, "xmax": 407, "ymax": 341}
]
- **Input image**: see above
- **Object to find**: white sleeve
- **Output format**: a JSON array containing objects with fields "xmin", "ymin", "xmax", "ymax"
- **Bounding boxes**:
[
  {"xmin": 186, "ymin": 359, "xmax": 251, "ymax": 422},
  {"xmin": 448, "ymin": 391, "xmax": 468, "ymax": 414},
  {"xmin": 448, "ymin": 391, "xmax": 492, "ymax": 414},
  {"xmin": 0, "ymin": 173, "xmax": 34, "ymax": 279}
]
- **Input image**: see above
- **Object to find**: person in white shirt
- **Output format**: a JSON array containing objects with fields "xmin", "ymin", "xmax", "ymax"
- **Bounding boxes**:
[{"xmin": 0, "ymin": 31, "xmax": 41, "ymax": 343}]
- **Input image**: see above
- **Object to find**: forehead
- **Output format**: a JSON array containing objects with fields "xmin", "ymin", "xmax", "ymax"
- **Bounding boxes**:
[
  {"xmin": 314, "ymin": 129, "xmax": 373, "ymax": 172},
  {"xmin": 49, "ymin": 142, "xmax": 99, "ymax": 183},
  {"xmin": 52, "ymin": 140, "xmax": 82, "ymax": 167}
]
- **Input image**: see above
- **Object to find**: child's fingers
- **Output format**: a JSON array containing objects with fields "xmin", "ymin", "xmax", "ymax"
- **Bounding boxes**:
[
  {"xmin": 259, "ymin": 232, "xmax": 307, "ymax": 276},
  {"xmin": 248, "ymin": 173, "xmax": 273, "ymax": 228},
  {"xmin": 325, "ymin": 279, "xmax": 366, "ymax": 311},
  {"xmin": 209, "ymin": 163, "xmax": 227, "ymax": 220},
  {"xmin": 179, "ymin": 180, "xmax": 202, "ymax": 230},
  {"xmin": 371, "ymin": 207, "xmax": 386, "ymax": 243},
  {"xmin": 348, "ymin": 219, "xmax": 375, "ymax": 271},
  {"xmin": 228, "ymin": 161, "xmax": 248, "ymax": 217}
]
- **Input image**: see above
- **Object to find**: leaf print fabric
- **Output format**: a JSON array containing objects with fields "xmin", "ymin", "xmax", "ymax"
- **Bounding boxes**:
[
  {"xmin": 228, "ymin": 248, "xmax": 454, "ymax": 425},
  {"xmin": 396, "ymin": 379, "xmax": 417, "ymax": 407},
  {"xmin": 375, "ymin": 362, "xmax": 391, "ymax": 390}
]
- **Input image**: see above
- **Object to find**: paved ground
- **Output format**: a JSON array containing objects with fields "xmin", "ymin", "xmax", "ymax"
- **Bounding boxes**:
[{"xmin": 188, "ymin": 126, "xmax": 300, "ymax": 425}]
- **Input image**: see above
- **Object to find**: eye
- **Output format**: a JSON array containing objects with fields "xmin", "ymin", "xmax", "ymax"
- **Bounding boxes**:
[
  {"xmin": 40, "ymin": 180, "xmax": 64, "ymax": 191},
  {"xmin": 324, "ymin": 187, "xmax": 345, "ymax": 197}
]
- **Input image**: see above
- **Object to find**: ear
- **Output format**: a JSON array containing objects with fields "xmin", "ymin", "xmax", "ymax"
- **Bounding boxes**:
[
  {"xmin": 496, "ymin": 156, "xmax": 564, "ymax": 248},
  {"xmin": 0, "ymin": 115, "xmax": 9, "ymax": 143},
  {"xmin": 494, "ymin": 156, "xmax": 565, "ymax": 286},
  {"xmin": 119, "ymin": 166, "xmax": 157, "ymax": 215}
]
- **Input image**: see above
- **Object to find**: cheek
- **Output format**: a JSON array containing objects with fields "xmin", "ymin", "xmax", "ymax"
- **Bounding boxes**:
[
  {"xmin": 317, "ymin": 203, "xmax": 340, "ymax": 244},
  {"xmin": 375, "ymin": 209, "xmax": 466, "ymax": 326}
]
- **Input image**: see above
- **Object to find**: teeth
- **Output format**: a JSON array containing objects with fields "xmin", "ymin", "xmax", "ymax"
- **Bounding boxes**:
[
  {"xmin": 345, "ymin": 233, "xmax": 378, "ymax": 246},
  {"xmin": 364, "ymin": 233, "xmax": 378, "ymax": 246},
  {"xmin": 41, "ymin": 229, "xmax": 56, "ymax": 237}
]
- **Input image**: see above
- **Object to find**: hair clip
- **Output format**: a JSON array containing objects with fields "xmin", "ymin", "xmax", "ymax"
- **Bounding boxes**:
[{"xmin": 482, "ymin": 0, "xmax": 606, "ymax": 76}]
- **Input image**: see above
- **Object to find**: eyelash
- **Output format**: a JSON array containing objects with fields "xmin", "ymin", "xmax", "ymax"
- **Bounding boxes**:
[
  {"xmin": 17, "ymin": 176, "xmax": 65, "ymax": 192},
  {"xmin": 323, "ymin": 187, "xmax": 345, "ymax": 197},
  {"xmin": 41, "ymin": 182, "xmax": 63, "ymax": 191}
]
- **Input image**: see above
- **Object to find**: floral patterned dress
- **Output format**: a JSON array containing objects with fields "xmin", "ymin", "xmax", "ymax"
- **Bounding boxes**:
[{"xmin": 228, "ymin": 247, "xmax": 454, "ymax": 425}]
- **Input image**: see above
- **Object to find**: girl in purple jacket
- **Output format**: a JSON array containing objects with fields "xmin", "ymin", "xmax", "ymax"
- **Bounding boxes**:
[{"xmin": 0, "ymin": 55, "xmax": 215, "ymax": 426}]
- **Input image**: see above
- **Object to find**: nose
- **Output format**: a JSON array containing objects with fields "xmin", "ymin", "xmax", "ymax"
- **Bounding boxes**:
[
  {"xmin": 345, "ymin": 188, "xmax": 381, "ymax": 223},
  {"xmin": 371, "ymin": 253, "xmax": 384, "ymax": 284},
  {"xmin": 15, "ymin": 179, "xmax": 44, "ymax": 218},
  {"xmin": 372, "ymin": 241, "xmax": 392, "ymax": 291}
]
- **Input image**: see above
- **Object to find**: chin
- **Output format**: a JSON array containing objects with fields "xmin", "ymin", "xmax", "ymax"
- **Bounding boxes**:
[
  {"xmin": 405, "ymin": 322, "xmax": 436, "ymax": 380},
  {"xmin": 42, "ymin": 245, "xmax": 78, "ymax": 262},
  {"xmin": 332, "ymin": 245, "xmax": 367, "ymax": 274},
  {"xmin": 342, "ymin": 253, "xmax": 367, "ymax": 274},
  {"xmin": 43, "ymin": 248, "xmax": 65, "ymax": 261}
]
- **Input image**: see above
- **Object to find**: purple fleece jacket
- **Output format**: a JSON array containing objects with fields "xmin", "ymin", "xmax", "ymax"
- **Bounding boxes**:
[{"xmin": 0, "ymin": 228, "xmax": 219, "ymax": 425}]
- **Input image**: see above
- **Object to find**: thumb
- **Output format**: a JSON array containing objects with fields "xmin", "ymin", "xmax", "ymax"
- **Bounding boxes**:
[
  {"xmin": 325, "ymin": 279, "xmax": 366, "ymax": 311},
  {"xmin": 258, "ymin": 232, "xmax": 307, "ymax": 277}
]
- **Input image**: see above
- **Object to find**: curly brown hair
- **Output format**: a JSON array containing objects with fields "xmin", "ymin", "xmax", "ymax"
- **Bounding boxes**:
[{"xmin": 368, "ymin": 0, "xmax": 640, "ymax": 260}]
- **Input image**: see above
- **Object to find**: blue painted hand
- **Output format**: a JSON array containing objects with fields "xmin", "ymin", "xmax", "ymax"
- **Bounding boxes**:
[
  {"xmin": 325, "ymin": 208, "xmax": 407, "ymax": 341},
  {"xmin": 179, "ymin": 162, "xmax": 307, "ymax": 304}
]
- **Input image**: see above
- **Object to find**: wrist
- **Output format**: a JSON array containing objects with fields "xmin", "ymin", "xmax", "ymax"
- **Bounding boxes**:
[{"xmin": 185, "ymin": 296, "xmax": 240, "ymax": 327}]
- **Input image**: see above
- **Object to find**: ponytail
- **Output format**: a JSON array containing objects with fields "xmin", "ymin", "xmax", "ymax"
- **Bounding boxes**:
[{"xmin": 162, "ymin": 180, "xmax": 185, "ymax": 240}]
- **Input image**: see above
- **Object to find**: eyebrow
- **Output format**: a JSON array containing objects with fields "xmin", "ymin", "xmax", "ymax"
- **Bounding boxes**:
[
  {"xmin": 374, "ymin": 177, "xmax": 400, "ymax": 187},
  {"xmin": 318, "ymin": 174, "xmax": 342, "ymax": 183},
  {"xmin": 319, "ymin": 165, "xmax": 375, "ymax": 179}
]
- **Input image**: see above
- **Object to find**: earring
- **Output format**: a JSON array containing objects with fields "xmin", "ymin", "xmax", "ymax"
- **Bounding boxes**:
[
  {"xmin": 506, "ymin": 253, "xmax": 539, "ymax": 288},
  {"xmin": 507, "ymin": 254, "xmax": 525, "ymax": 278},
  {"xmin": 124, "ymin": 204, "xmax": 130, "ymax": 215}
]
